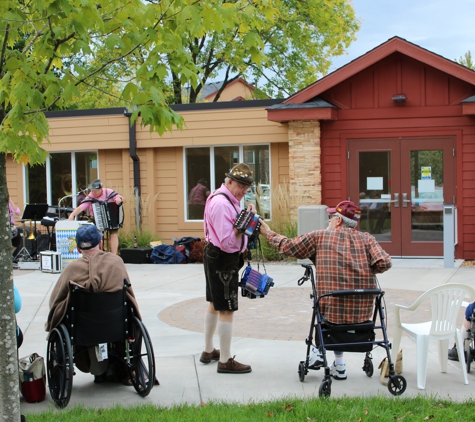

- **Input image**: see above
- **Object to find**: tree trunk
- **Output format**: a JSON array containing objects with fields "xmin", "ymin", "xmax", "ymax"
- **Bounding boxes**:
[{"xmin": 0, "ymin": 152, "xmax": 22, "ymax": 421}]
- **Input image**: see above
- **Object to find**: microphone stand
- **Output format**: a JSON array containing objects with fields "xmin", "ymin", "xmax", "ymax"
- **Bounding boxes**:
[
  {"xmin": 58, "ymin": 194, "xmax": 73, "ymax": 220},
  {"xmin": 58, "ymin": 188, "xmax": 89, "ymax": 219}
]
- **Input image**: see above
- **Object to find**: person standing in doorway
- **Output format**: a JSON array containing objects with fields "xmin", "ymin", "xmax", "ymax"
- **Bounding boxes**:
[{"xmin": 188, "ymin": 178, "xmax": 210, "ymax": 219}]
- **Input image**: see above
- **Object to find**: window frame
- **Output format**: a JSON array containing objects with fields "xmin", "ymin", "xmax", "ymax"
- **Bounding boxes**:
[{"xmin": 183, "ymin": 144, "xmax": 271, "ymax": 222}]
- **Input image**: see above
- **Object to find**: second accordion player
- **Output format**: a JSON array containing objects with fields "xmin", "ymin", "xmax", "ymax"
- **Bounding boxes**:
[{"xmin": 233, "ymin": 209, "xmax": 261, "ymax": 237}]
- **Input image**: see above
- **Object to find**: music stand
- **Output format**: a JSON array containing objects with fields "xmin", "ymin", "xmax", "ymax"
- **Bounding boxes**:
[{"xmin": 16, "ymin": 204, "xmax": 49, "ymax": 261}]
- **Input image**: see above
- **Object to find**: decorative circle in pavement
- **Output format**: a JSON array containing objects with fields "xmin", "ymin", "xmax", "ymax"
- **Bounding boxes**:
[{"xmin": 159, "ymin": 287, "xmax": 428, "ymax": 341}]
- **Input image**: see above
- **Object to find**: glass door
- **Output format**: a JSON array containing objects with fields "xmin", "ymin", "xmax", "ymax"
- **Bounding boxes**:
[
  {"xmin": 349, "ymin": 139, "xmax": 401, "ymax": 255},
  {"xmin": 349, "ymin": 137, "xmax": 455, "ymax": 257},
  {"xmin": 400, "ymin": 138, "xmax": 455, "ymax": 256}
]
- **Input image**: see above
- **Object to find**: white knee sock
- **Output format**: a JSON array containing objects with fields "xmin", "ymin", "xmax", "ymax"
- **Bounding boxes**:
[
  {"xmin": 204, "ymin": 312, "xmax": 218, "ymax": 353},
  {"xmin": 334, "ymin": 354, "xmax": 345, "ymax": 366},
  {"xmin": 217, "ymin": 321, "xmax": 233, "ymax": 363}
]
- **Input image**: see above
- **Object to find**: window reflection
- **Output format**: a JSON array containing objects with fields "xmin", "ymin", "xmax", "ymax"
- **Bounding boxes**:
[
  {"xmin": 358, "ymin": 151, "xmax": 391, "ymax": 241},
  {"xmin": 410, "ymin": 150, "xmax": 443, "ymax": 241},
  {"xmin": 185, "ymin": 145, "xmax": 271, "ymax": 220}
]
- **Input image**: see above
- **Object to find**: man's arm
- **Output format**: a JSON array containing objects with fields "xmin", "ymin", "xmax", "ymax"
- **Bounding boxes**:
[
  {"xmin": 367, "ymin": 236, "xmax": 392, "ymax": 274},
  {"xmin": 260, "ymin": 220, "xmax": 316, "ymax": 260}
]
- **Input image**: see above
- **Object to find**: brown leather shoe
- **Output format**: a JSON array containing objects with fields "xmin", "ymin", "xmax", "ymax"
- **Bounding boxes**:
[
  {"xmin": 200, "ymin": 348, "xmax": 220, "ymax": 364},
  {"xmin": 217, "ymin": 356, "xmax": 252, "ymax": 374}
]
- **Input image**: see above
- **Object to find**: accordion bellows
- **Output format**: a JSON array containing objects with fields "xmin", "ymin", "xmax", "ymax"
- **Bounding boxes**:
[{"xmin": 240, "ymin": 266, "xmax": 274, "ymax": 297}]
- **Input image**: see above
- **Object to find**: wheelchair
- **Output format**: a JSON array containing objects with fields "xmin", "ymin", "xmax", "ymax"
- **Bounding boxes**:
[
  {"xmin": 296, "ymin": 264, "xmax": 407, "ymax": 397},
  {"xmin": 46, "ymin": 280, "xmax": 156, "ymax": 408},
  {"xmin": 464, "ymin": 303, "xmax": 475, "ymax": 374}
]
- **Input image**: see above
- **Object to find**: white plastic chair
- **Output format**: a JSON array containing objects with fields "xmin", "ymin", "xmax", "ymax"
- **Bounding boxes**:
[{"xmin": 391, "ymin": 283, "xmax": 475, "ymax": 390}]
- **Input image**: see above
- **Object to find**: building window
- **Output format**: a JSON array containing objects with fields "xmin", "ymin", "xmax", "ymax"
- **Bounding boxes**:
[
  {"xmin": 25, "ymin": 151, "xmax": 98, "ymax": 209},
  {"xmin": 185, "ymin": 145, "xmax": 271, "ymax": 220}
]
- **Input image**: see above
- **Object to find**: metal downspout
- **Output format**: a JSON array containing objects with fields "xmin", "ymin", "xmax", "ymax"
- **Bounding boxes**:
[{"xmin": 124, "ymin": 110, "xmax": 141, "ymax": 230}]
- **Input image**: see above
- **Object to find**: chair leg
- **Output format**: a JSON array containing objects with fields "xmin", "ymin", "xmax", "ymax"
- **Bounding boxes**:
[
  {"xmin": 391, "ymin": 327, "xmax": 403, "ymax": 363},
  {"xmin": 438, "ymin": 338, "xmax": 449, "ymax": 373},
  {"xmin": 416, "ymin": 335, "xmax": 430, "ymax": 390},
  {"xmin": 454, "ymin": 329, "xmax": 469, "ymax": 385}
]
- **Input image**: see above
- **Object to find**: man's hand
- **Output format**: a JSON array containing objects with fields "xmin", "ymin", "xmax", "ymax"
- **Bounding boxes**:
[
  {"xmin": 247, "ymin": 203, "xmax": 257, "ymax": 214},
  {"xmin": 259, "ymin": 219, "xmax": 271, "ymax": 236},
  {"xmin": 115, "ymin": 197, "xmax": 122, "ymax": 205}
]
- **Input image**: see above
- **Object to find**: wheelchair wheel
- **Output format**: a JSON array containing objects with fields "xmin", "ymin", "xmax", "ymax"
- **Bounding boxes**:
[
  {"xmin": 298, "ymin": 361, "xmax": 306, "ymax": 382},
  {"xmin": 129, "ymin": 316, "xmax": 155, "ymax": 397},
  {"xmin": 363, "ymin": 356, "xmax": 373, "ymax": 377},
  {"xmin": 387, "ymin": 375, "xmax": 407, "ymax": 396},
  {"xmin": 318, "ymin": 379, "xmax": 331, "ymax": 397},
  {"xmin": 466, "ymin": 339, "xmax": 473, "ymax": 374},
  {"xmin": 46, "ymin": 324, "xmax": 73, "ymax": 408}
]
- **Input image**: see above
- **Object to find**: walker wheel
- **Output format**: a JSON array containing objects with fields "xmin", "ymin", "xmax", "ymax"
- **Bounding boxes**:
[
  {"xmin": 319, "ymin": 379, "xmax": 331, "ymax": 397},
  {"xmin": 387, "ymin": 375, "xmax": 407, "ymax": 396},
  {"xmin": 298, "ymin": 361, "xmax": 306, "ymax": 382},
  {"xmin": 363, "ymin": 357, "xmax": 373, "ymax": 377}
]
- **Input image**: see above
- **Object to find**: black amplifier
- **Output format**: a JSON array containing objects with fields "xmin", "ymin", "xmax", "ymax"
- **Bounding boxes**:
[{"xmin": 120, "ymin": 247, "xmax": 153, "ymax": 264}]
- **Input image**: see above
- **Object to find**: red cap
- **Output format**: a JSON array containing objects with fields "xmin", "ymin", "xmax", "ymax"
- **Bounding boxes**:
[{"xmin": 326, "ymin": 200, "xmax": 361, "ymax": 221}]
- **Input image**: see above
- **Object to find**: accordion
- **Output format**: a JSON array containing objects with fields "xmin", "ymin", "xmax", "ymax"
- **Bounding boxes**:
[
  {"xmin": 92, "ymin": 202, "xmax": 124, "ymax": 231},
  {"xmin": 239, "ymin": 265, "xmax": 274, "ymax": 298},
  {"xmin": 233, "ymin": 209, "xmax": 261, "ymax": 237}
]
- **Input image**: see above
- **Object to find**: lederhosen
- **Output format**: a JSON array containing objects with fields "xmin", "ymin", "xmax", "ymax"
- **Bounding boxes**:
[{"xmin": 204, "ymin": 192, "xmax": 245, "ymax": 311}]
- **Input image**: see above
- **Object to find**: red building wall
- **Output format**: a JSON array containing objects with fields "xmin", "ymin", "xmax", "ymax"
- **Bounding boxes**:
[{"xmin": 319, "ymin": 53, "xmax": 475, "ymax": 258}]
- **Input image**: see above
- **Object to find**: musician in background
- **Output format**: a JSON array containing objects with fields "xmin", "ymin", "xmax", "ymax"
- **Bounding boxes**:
[
  {"xmin": 68, "ymin": 179, "xmax": 123, "ymax": 255},
  {"xmin": 9, "ymin": 196, "xmax": 22, "ymax": 255},
  {"xmin": 201, "ymin": 163, "xmax": 256, "ymax": 374},
  {"xmin": 9, "ymin": 197, "xmax": 21, "ymax": 225}
]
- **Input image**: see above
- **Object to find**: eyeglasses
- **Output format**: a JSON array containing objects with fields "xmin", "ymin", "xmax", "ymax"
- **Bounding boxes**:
[
  {"xmin": 328, "ymin": 214, "xmax": 339, "ymax": 221},
  {"xmin": 235, "ymin": 182, "xmax": 250, "ymax": 192}
]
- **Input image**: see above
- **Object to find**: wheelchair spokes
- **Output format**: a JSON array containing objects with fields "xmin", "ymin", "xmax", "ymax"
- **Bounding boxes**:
[
  {"xmin": 46, "ymin": 325, "xmax": 73, "ymax": 408},
  {"xmin": 128, "ymin": 317, "xmax": 155, "ymax": 397}
]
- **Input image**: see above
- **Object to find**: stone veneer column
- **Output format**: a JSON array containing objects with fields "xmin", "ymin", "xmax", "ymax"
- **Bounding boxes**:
[{"xmin": 288, "ymin": 121, "xmax": 322, "ymax": 221}]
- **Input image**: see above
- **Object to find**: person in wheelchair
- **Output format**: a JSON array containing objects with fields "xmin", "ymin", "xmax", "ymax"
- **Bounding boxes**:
[
  {"xmin": 45, "ymin": 224, "xmax": 141, "ymax": 384},
  {"xmin": 259, "ymin": 200, "xmax": 392, "ymax": 380},
  {"xmin": 448, "ymin": 302, "xmax": 475, "ymax": 361}
]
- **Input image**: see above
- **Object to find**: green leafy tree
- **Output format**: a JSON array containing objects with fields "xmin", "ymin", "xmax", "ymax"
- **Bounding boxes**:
[
  {"xmin": 172, "ymin": 0, "xmax": 360, "ymax": 103},
  {"xmin": 0, "ymin": 1, "xmax": 278, "ymax": 419},
  {"xmin": 457, "ymin": 51, "xmax": 474, "ymax": 70}
]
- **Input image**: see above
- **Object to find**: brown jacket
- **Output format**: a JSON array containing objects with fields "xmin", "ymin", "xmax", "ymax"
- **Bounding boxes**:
[{"xmin": 45, "ymin": 250, "xmax": 141, "ymax": 332}]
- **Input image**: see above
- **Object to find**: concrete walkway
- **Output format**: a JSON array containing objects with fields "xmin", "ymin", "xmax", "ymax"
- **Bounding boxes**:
[{"xmin": 15, "ymin": 258, "xmax": 475, "ymax": 414}]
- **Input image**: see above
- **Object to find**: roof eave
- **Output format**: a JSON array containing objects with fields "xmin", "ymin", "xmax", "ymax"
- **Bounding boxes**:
[{"xmin": 267, "ymin": 107, "xmax": 337, "ymax": 123}]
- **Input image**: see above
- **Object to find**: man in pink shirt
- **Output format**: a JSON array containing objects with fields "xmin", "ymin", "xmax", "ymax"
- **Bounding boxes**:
[
  {"xmin": 201, "ymin": 163, "xmax": 256, "ymax": 374},
  {"xmin": 68, "ymin": 179, "xmax": 123, "ymax": 255}
]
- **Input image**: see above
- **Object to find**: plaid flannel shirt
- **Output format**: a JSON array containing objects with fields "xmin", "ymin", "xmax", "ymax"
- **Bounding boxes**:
[{"xmin": 266, "ymin": 227, "xmax": 392, "ymax": 324}]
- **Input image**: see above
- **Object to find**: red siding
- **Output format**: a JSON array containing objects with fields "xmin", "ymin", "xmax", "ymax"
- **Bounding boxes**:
[{"xmin": 319, "ymin": 52, "xmax": 475, "ymax": 259}]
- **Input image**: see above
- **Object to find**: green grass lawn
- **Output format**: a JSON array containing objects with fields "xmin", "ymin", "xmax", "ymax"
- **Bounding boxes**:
[{"xmin": 25, "ymin": 396, "xmax": 475, "ymax": 421}]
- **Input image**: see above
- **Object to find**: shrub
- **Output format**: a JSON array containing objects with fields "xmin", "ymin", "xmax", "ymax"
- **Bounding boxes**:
[
  {"xmin": 260, "ymin": 181, "xmax": 299, "ymax": 262},
  {"xmin": 118, "ymin": 227, "xmax": 160, "ymax": 249}
]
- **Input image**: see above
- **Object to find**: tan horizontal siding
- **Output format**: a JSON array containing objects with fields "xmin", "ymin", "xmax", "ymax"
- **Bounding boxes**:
[
  {"xmin": 136, "ymin": 107, "xmax": 287, "ymax": 148},
  {"xmin": 46, "ymin": 115, "xmax": 129, "ymax": 151}
]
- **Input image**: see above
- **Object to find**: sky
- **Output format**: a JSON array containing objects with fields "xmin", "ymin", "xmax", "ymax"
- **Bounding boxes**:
[{"xmin": 329, "ymin": 0, "xmax": 475, "ymax": 72}]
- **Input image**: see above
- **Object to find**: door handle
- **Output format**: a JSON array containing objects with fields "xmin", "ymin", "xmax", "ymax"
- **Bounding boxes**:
[
  {"xmin": 402, "ymin": 193, "xmax": 411, "ymax": 207},
  {"xmin": 390, "ymin": 193, "xmax": 399, "ymax": 208}
]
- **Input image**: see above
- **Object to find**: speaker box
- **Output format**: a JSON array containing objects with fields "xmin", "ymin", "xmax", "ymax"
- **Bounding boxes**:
[{"xmin": 120, "ymin": 247, "xmax": 153, "ymax": 264}]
